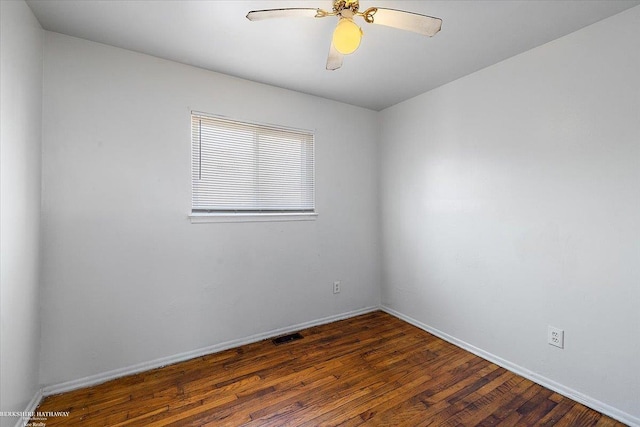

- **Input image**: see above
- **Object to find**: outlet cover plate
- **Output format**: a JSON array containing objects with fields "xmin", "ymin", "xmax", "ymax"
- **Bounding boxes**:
[{"xmin": 548, "ymin": 326, "xmax": 564, "ymax": 348}]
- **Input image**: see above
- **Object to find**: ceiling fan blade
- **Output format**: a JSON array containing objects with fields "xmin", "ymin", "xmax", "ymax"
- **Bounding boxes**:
[
  {"xmin": 365, "ymin": 8, "xmax": 442, "ymax": 36},
  {"xmin": 326, "ymin": 42, "xmax": 344, "ymax": 71},
  {"xmin": 246, "ymin": 8, "xmax": 326, "ymax": 21}
]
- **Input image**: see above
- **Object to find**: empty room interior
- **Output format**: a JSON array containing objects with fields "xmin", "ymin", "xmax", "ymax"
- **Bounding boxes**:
[{"xmin": 1, "ymin": 0, "xmax": 639, "ymax": 426}]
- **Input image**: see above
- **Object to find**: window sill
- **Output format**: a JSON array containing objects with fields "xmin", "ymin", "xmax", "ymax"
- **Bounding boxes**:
[{"xmin": 189, "ymin": 212, "xmax": 318, "ymax": 224}]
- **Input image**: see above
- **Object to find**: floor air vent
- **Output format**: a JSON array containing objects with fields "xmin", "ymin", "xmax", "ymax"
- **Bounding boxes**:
[{"xmin": 272, "ymin": 332, "xmax": 303, "ymax": 345}]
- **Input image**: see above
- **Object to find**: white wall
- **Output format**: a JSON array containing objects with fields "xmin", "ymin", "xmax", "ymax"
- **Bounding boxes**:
[
  {"xmin": 40, "ymin": 32, "xmax": 380, "ymax": 386},
  {"xmin": 379, "ymin": 6, "xmax": 640, "ymax": 423},
  {"xmin": 0, "ymin": 1, "xmax": 43, "ymax": 425}
]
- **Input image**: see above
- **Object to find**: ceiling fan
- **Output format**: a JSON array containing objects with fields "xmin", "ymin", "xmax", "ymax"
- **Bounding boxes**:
[{"xmin": 246, "ymin": 0, "xmax": 442, "ymax": 71}]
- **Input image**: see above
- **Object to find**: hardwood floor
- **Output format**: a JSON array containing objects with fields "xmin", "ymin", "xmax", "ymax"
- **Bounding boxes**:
[{"xmin": 35, "ymin": 311, "xmax": 625, "ymax": 426}]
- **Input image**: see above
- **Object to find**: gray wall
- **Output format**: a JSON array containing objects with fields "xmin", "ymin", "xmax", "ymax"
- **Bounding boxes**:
[
  {"xmin": 39, "ymin": 32, "xmax": 381, "ymax": 386},
  {"xmin": 379, "ymin": 6, "xmax": 640, "ymax": 422},
  {"xmin": 0, "ymin": 1, "xmax": 43, "ymax": 426}
]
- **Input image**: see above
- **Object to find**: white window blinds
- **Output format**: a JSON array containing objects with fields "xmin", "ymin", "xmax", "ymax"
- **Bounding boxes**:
[{"xmin": 192, "ymin": 113, "xmax": 315, "ymax": 213}]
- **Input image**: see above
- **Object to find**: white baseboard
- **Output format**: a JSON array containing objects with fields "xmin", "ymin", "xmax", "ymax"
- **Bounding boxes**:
[
  {"xmin": 381, "ymin": 305, "xmax": 639, "ymax": 427},
  {"xmin": 13, "ymin": 389, "xmax": 43, "ymax": 427},
  {"xmin": 42, "ymin": 306, "xmax": 379, "ymax": 396}
]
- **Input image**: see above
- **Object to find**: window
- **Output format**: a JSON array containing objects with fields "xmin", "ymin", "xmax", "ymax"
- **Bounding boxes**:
[{"xmin": 191, "ymin": 113, "xmax": 315, "ymax": 220}]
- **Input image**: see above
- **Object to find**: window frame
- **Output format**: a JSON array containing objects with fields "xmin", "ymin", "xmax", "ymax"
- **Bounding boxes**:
[{"xmin": 189, "ymin": 112, "xmax": 317, "ymax": 223}]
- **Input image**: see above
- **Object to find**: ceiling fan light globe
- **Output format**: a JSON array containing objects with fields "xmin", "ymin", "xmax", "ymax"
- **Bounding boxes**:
[{"xmin": 332, "ymin": 18, "xmax": 362, "ymax": 55}]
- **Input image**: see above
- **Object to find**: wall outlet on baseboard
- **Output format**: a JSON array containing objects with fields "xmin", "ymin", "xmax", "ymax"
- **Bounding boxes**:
[
  {"xmin": 333, "ymin": 281, "xmax": 341, "ymax": 294},
  {"xmin": 548, "ymin": 326, "xmax": 564, "ymax": 348}
]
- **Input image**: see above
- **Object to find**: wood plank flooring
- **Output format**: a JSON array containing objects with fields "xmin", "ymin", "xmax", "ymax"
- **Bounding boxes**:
[{"xmin": 35, "ymin": 311, "xmax": 626, "ymax": 426}]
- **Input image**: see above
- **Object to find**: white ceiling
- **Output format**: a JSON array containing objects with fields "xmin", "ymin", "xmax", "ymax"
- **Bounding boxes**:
[{"xmin": 27, "ymin": 0, "xmax": 640, "ymax": 111}]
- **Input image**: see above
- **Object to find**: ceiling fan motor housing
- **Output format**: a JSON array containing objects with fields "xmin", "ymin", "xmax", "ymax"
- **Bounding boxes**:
[{"xmin": 334, "ymin": 0, "xmax": 360, "ymax": 15}]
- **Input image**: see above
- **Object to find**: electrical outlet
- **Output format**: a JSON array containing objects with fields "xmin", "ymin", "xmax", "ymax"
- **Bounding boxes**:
[
  {"xmin": 548, "ymin": 326, "xmax": 564, "ymax": 348},
  {"xmin": 333, "ymin": 281, "xmax": 341, "ymax": 294}
]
